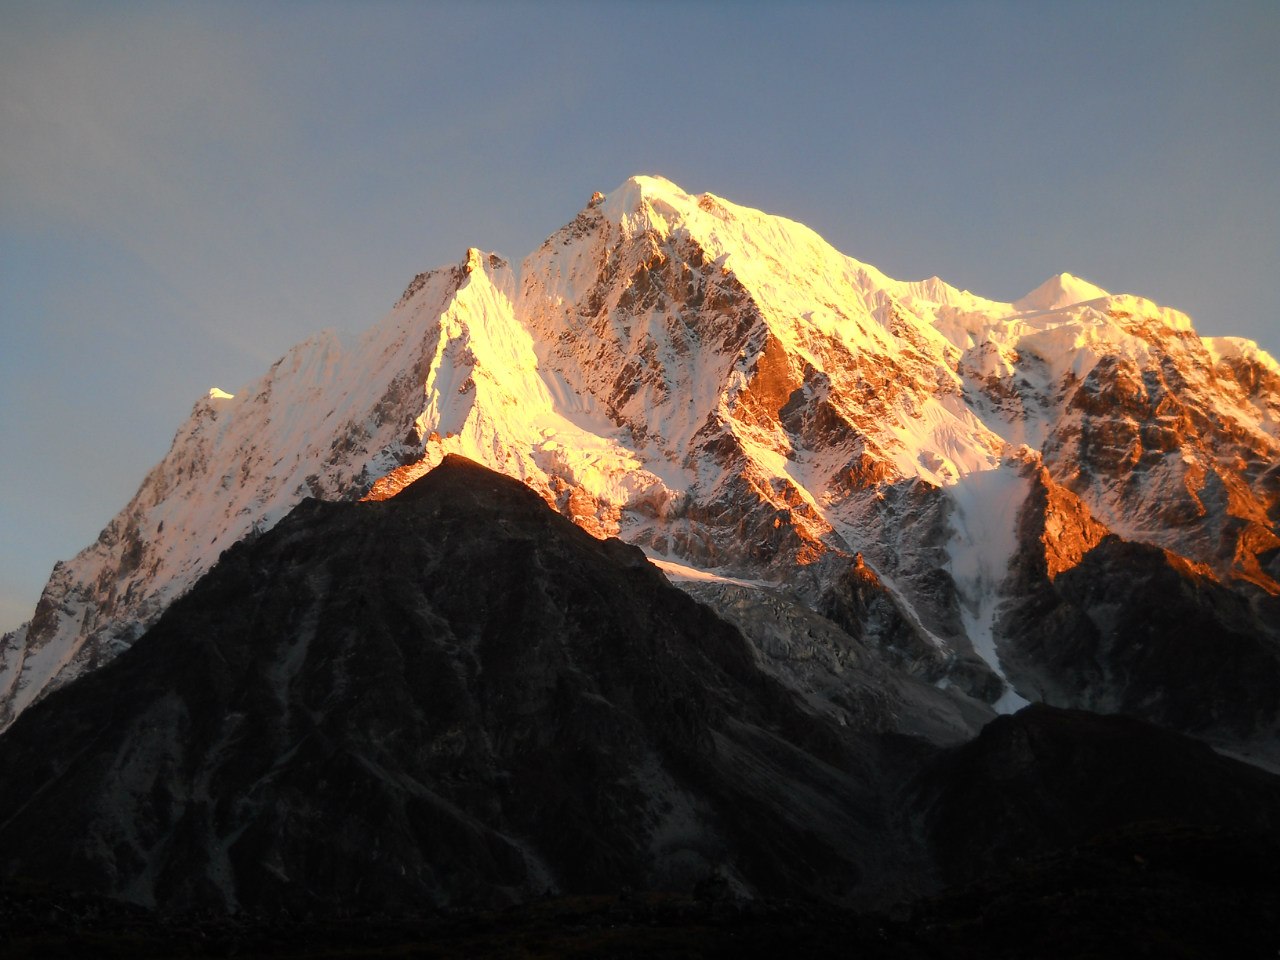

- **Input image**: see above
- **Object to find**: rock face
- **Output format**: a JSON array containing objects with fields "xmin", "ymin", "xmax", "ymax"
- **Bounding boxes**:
[
  {"xmin": 3, "ymin": 175, "xmax": 1278, "ymax": 753},
  {"xmin": 1, "ymin": 458, "xmax": 1278, "ymax": 922},
  {"xmin": 913, "ymin": 704, "xmax": 1280, "ymax": 888},
  {"xmin": 0, "ymin": 458, "xmax": 906, "ymax": 913},
  {"xmin": 998, "ymin": 464, "xmax": 1280, "ymax": 755}
]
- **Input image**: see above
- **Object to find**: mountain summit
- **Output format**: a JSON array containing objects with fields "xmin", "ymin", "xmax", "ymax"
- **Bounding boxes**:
[
  {"xmin": 3, "ymin": 176, "xmax": 1278, "ymax": 761},
  {"xmin": 1013, "ymin": 272, "xmax": 1109, "ymax": 312}
]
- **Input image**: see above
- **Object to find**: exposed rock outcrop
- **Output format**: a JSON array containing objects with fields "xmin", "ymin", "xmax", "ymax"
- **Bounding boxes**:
[{"xmin": 3, "ymin": 175, "xmax": 1278, "ymax": 756}]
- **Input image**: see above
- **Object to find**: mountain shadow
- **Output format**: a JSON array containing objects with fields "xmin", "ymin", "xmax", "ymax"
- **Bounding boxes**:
[
  {"xmin": 0, "ymin": 456, "xmax": 902, "ymax": 915},
  {"xmin": 0, "ymin": 457, "xmax": 1277, "ymax": 950}
]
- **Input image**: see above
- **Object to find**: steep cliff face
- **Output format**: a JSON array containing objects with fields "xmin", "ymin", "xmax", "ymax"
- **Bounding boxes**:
[
  {"xmin": 3, "ymin": 175, "xmax": 1278, "ymax": 744},
  {"xmin": 948, "ymin": 288, "xmax": 1280, "ymax": 593},
  {"xmin": 992, "ymin": 464, "xmax": 1280, "ymax": 755},
  {"xmin": 518, "ymin": 178, "xmax": 1006, "ymax": 580}
]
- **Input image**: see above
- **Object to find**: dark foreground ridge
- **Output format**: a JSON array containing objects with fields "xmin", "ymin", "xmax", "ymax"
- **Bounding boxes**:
[
  {"xmin": 0, "ymin": 456, "xmax": 895, "ymax": 912},
  {"xmin": 0, "ymin": 457, "xmax": 1277, "ymax": 954}
]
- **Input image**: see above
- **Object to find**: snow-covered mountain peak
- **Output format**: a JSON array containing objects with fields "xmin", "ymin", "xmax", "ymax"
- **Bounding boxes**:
[
  {"xmin": 603, "ymin": 173, "xmax": 685, "ymax": 207},
  {"xmin": 3, "ymin": 175, "xmax": 1277, "ymax": 735},
  {"xmin": 461, "ymin": 246, "xmax": 511, "ymax": 283},
  {"xmin": 1205, "ymin": 336, "xmax": 1280, "ymax": 377},
  {"xmin": 1014, "ymin": 272, "xmax": 1110, "ymax": 313},
  {"xmin": 1099, "ymin": 293, "xmax": 1195, "ymax": 334},
  {"xmin": 395, "ymin": 249, "xmax": 514, "ymax": 312}
]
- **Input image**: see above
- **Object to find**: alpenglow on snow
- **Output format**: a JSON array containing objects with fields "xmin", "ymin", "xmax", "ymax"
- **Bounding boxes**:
[{"xmin": 3, "ymin": 176, "xmax": 1278, "ymax": 759}]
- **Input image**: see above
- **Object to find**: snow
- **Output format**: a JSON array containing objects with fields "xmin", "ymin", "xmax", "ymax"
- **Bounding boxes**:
[
  {"xmin": 9, "ymin": 605, "xmax": 88, "ymax": 717},
  {"xmin": 0, "ymin": 244, "xmax": 689, "ymax": 724},
  {"xmin": 1013, "ymin": 272, "xmax": 1109, "ymax": 313},
  {"xmin": 1205, "ymin": 336, "xmax": 1280, "ymax": 376},
  {"xmin": 943, "ymin": 463, "xmax": 1031, "ymax": 713},
  {"xmin": 5, "ymin": 172, "xmax": 1276, "ymax": 729},
  {"xmin": 521, "ymin": 173, "xmax": 1013, "ymax": 498},
  {"xmin": 644, "ymin": 551, "xmax": 776, "ymax": 589},
  {"xmin": 0, "ymin": 624, "xmax": 28, "ymax": 706}
]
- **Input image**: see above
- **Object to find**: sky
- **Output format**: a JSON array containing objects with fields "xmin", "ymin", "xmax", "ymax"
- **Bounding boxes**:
[{"xmin": 1, "ymin": 0, "xmax": 1277, "ymax": 632}]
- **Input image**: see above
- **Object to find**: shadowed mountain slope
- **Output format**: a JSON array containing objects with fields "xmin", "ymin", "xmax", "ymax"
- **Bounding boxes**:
[
  {"xmin": 0, "ymin": 457, "xmax": 901, "ymax": 914},
  {"xmin": 0, "ymin": 458, "xmax": 1277, "ymax": 946},
  {"xmin": 7, "ymin": 177, "xmax": 1279, "ymax": 749},
  {"xmin": 912, "ymin": 704, "xmax": 1280, "ymax": 888}
]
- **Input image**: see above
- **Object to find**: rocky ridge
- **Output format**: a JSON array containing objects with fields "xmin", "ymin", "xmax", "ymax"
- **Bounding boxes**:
[
  {"xmin": 0, "ymin": 458, "xmax": 1277, "ymax": 941},
  {"xmin": 0, "ymin": 458, "xmax": 912, "ymax": 912},
  {"xmin": 2, "ymin": 176, "xmax": 1278, "ymax": 751}
]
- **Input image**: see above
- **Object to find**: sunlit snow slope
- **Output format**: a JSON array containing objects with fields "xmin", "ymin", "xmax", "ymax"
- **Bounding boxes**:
[{"xmin": 3, "ymin": 176, "xmax": 1278, "ymax": 732}]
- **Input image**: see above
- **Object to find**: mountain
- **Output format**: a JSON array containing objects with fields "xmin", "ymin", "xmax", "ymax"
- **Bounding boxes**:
[
  {"xmin": 1, "ymin": 456, "xmax": 1277, "ymax": 932},
  {"xmin": 0, "ymin": 457, "xmax": 911, "ymax": 912},
  {"xmin": 3, "ymin": 176, "xmax": 1278, "ymax": 760}
]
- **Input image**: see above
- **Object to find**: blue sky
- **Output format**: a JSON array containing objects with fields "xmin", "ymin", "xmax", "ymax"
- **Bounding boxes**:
[{"xmin": 2, "ymin": 0, "xmax": 1277, "ymax": 631}]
